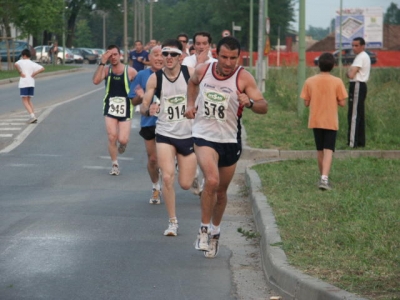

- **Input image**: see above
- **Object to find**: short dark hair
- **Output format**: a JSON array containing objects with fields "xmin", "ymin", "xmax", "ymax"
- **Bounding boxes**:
[
  {"xmin": 107, "ymin": 44, "xmax": 120, "ymax": 54},
  {"xmin": 193, "ymin": 32, "xmax": 212, "ymax": 45},
  {"xmin": 162, "ymin": 39, "xmax": 183, "ymax": 51},
  {"xmin": 318, "ymin": 52, "xmax": 335, "ymax": 72},
  {"xmin": 21, "ymin": 49, "xmax": 31, "ymax": 58},
  {"xmin": 177, "ymin": 33, "xmax": 188, "ymax": 41},
  {"xmin": 353, "ymin": 37, "xmax": 365, "ymax": 45},
  {"xmin": 216, "ymin": 36, "xmax": 241, "ymax": 55}
]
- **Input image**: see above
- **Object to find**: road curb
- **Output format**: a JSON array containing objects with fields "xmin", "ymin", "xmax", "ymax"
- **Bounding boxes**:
[
  {"xmin": 239, "ymin": 125, "xmax": 398, "ymax": 299},
  {"xmin": 245, "ymin": 165, "xmax": 367, "ymax": 300}
]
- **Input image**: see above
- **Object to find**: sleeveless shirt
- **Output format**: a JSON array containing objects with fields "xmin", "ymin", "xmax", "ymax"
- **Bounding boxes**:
[
  {"xmin": 192, "ymin": 62, "xmax": 244, "ymax": 143},
  {"xmin": 103, "ymin": 65, "xmax": 133, "ymax": 119},
  {"xmin": 155, "ymin": 67, "xmax": 192, "ymax": 139}
]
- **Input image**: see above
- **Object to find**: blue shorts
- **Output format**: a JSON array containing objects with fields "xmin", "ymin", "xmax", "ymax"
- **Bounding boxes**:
[
  {"xmin": 193, "ymin": 137, "xmax": 242, "ymax": 167},
  {"xmin": 20, "ymin": 87, "xmax": 34, "ymax": 97},
  {"xmin": 313, "ymin": 128, "xmax": 337, "ymax": 151},
  {"xmin": 156, "ymin": 134, "xmax": 194, "ymax": 156}
]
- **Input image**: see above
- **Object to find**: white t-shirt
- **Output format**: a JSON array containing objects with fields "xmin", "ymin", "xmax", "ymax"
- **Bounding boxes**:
[
  {"xmin": 15, "ymin": 59, "xmax": 44, "ymax": 88},
  {"xmin": 350, "ymin": 51, "xmax": 370, "ymax": 82},
  {"xmin": 182, "ymin": 52, "xmax": 216, "ymax": 68}
]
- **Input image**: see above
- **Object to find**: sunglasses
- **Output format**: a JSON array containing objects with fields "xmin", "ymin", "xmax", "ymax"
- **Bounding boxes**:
[
  {"xmin": 179, "ymin": 40, "xmax": 188, "ymax": 43},
  {"xmin": 162, "ymin": 52, "xmax": 180, "ymax": 57}
]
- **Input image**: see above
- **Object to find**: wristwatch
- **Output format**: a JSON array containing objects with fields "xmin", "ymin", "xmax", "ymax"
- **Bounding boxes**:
[
  {"xmin": 98, "ymin": 62, "xmax": 105, "ymax": 66},
  {"xmin": 246, "ymin": 99, "xmax": 254, "ymax": 109}
]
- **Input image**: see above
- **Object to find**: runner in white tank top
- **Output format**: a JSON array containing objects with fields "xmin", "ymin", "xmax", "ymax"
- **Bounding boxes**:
[
  {"xmin": 193, "ymin": 62, "xmax": 243, "ymax": 143},
  {"xmin": 185, "ymin": 36, "xmax": 268, "ymax": 258},
  {"xmin": 140, "ymin": 39, "xmax": 197, "ymax": 237}
]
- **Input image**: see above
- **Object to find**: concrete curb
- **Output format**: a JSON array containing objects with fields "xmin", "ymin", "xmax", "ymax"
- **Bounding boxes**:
[
  {"xmin": 245, "ymin": 165, "xmax": 367, "ymax": 300},
  {"xmin": 239, "ymin": 123, "xmax": 397, "ymax": 299}
]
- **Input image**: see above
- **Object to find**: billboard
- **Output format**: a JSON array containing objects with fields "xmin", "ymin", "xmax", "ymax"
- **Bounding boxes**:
[{"xmin": 335, "ymin": 7, "xmax": 383, "ymax": 49}]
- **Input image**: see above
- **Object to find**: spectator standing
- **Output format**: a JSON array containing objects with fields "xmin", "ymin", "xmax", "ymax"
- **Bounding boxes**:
[
  {"xmin": 14, "ymin": 49, "xmax": 45, "ymax": 124},
  {"xmin": 301, "ymin": 52, "xmax": 348, "ymax": 190},
  {"xmin": 346, "ymin": 37, "xmax": 371, "ymax": 148}
]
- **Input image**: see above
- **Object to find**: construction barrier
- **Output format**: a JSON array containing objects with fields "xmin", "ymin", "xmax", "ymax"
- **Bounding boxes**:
[{"xmin": 239, "ymin": 50, "xmax": 400, "ymax": 67}]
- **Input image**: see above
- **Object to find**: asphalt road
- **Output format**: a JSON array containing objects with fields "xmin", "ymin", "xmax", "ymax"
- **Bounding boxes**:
[{"xmin": 0, "ymin": 67, "xmax": 278, "ymax": 299}]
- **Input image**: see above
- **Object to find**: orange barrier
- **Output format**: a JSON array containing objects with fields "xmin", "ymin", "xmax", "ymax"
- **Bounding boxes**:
[{"xmin": 239, "ymin": 50, "xmax": 400, "ymax": 67}]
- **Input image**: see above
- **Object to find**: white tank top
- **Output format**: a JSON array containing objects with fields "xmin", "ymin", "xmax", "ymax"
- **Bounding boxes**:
[
  {"xmin": 192, "ymin": 62, "xmax": 244, "ymax": 143},
  {"xmin": 155, "ymin": 68, "xmax": 192, "ymax": 139}
]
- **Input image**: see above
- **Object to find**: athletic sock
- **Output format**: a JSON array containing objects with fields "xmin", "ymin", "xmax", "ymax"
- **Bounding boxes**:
[
  {"xmin": 210, "ymin": 223, "xmax": 220, "ymax": 235},
  {"xmin": 153, "ymin": 182, "xmax": 161, "ymax": 191},
  {"xmin": 321, "ymin": 175, "xmax": 328, "ymax": 181},
  {"xmin": 112, "ymin": 160, "xmax": 118, "ymax": 166}
]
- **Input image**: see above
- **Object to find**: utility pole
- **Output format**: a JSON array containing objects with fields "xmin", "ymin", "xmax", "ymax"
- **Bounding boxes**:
[
  {"xmin": 256, "ymin": 0, "xmax": 264, "ymax": 91},
  {"xmin": 249, "ymin": 0, "xmax": 254, "ymax": 73},
  {"xmin": 338, "ymin": 0, "xmax": 343, "ymax": 77},
  {"xmin": 123, "ymin": 0, "xmax": 128, "ymax": 63},
  {"xmin": 297, "ymin": 0, "xmax": 306, "ymax": 117}
]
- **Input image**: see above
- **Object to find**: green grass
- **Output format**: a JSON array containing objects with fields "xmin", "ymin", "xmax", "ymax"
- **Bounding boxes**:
[
  {"xmin": 252, "ymin": 159, "xmax": 400, "ymax": 299},
  {"xmin": 244, "ymin": 67, "xmax": 400, "ymax": 299},
  {"xmin": 0, "ymin": 65, "xmax": 79, "ymax": 80},
  {"xmin": 242, "ymin": 67, "xmax": 400, "ymax": 150}
]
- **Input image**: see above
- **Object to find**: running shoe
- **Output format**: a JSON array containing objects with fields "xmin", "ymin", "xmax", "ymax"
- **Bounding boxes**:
[
  {"xmin": 194, "ymin": 226, "xmax": 210, "ymax": 251},
  {"xmin": 149, "ymin": 188, "xmax": 161, "ymax": 204},
  {"xmin": 118, "ymin": 143, "xmax": 127, "ymax": 154},
  {"xmin": 190, "ymin": 177, "xmax": 202, "ymax": 195},
  {"xmin": 318, "ymin": 179, "xmax": 332, "ymax": 191},
  {"xmin": 164, "ymin": 220, "xmax": 179, "ymax": 236},
  {"xmin": 109, "ymin": 164, "xmax": 120, "ymax": 176},
  {"xmin": 27, "ymin": 117, "xmax": 37, "ymax": 124},
  {"xmin": 204, "ymin": 233, "xmax": 220, "ymax": 258}
]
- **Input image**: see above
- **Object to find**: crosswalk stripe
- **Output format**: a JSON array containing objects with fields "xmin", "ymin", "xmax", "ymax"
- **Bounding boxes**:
[
  {"xmin": 0, "ymin": 128, "xmax": 22, "ymax": 131},
  {"xmin": 0, "ymin": 134, "xmax": 13, "ymax": 137},
  {"xmin": 0, "ymin": 123, "xmax": 25, "ymax": 125}
]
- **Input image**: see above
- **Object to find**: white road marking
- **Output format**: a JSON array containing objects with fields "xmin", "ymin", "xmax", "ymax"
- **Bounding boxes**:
[
  {"xmin": 83, "ymin": 166, "xmax": 110, "ymax": 170},
  {"xmin": 99, "ymin": 156, "xmax": 134, "ymax": 161},
  {"xmin": 0, "ymin": 134, "xmax": 13, "ymax": 137},
  {"xmin": 0, "ymin": 127, "xmax": 22, "ymax": 130},
  {"xmin": 7, "ymin": 163, "xmax": 36, "ymax": 167},
  {"xmin": 0, "ymin": 122, "xmax": 25, "ymax": 125},
  {"xmin": 0, "ymin": 87, "xmax": 104, "ymax": 154}
]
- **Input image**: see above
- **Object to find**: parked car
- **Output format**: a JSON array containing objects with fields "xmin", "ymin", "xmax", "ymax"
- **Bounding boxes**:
[
  {"xmin": 314, "ymin": 49, "xmax": 377, "ymax": 66},
  {"xmin": 34, "ymin": 45, "xmax": 74, "ymax": 64},
  {"xmin": 67, "ymin": 48, "xmax": 83, "ymax": 64},
  {"xmin": 0, "ymin": 40, "xmax": 36, "ymax": 62},
  {"xmin": 70, "ymin": 48, "xmax": 98, "ymax": 64}
]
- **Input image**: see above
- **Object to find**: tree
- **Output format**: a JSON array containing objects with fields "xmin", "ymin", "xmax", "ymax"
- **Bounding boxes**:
[
  {"xmin": 306, "ymin": 25, "xmax": 330, "ymax": 41},
  {"xmin": 384, "ymin": 2, "xmax": 400, "ymax": 24},
  {"xmin": 0, "ymin": 0, "xmax": 63, "ymax": 40}
]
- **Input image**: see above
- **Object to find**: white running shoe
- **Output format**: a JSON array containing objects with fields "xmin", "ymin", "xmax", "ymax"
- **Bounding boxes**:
[
  {"xmin": 149, "ymin": 188, "xmax": 161, "ymax": 204},
  {"xmin": 164, "ymin": 220, "xmax": 179, "ymax": 236},
  {"xmin": 204, "ymin": 234, "xmax": 220, "ymax": 258},
  {"xmin": 109, "ymin": 164, "xmax": 120, "ymax": 176},
  {"xmin": 194, "ymin": 226, "xmax": 210, "ymax": 251}
]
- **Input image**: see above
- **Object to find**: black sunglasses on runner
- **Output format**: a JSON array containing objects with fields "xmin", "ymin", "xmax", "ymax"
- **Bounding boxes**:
[{"xmin": 162, "ymin": 52, "xmax": 180, "ymax": 57}]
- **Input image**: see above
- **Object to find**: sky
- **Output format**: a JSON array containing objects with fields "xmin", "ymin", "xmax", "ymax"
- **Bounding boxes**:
[{"xmin": 291, "ymin": 0, "xmax": 398, "ymax": 29}]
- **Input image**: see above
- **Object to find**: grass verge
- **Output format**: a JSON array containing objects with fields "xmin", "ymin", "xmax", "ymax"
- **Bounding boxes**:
[
  {"xmin": 0, "ymin": 65, "xmax": 79, "ymax": 80},
  {"xmin": 244, "ymin": 67, "xmax": 399, "ymax": 299},
  {"xmin": 252, "ymin": 158, "xmax": 400, "ymax": 299}
]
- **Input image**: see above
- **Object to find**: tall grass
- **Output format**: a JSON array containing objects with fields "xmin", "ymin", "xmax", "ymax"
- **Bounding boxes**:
[{"xmin": 242, "ymin": 67, "xmax": 400, "ymax": 150}]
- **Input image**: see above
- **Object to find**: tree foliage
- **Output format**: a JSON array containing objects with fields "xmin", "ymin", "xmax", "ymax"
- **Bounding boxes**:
[
  {"xmin": 306, "ymin": 25, "xmax": 330, "ymax": 41},
  {"xmin": 384, "ymin": 2, "xmax": 400, "ymax": 25}
]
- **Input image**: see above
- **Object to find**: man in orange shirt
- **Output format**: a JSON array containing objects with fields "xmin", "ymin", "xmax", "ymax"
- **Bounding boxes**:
[{"xmin": 301, "ymin": 52, "xmax": 348, "ymax": 190}]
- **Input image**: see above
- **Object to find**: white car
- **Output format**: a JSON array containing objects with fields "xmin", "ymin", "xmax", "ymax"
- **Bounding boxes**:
[{"xmin": 34, "ymin": 45, "xmax": 74, "ymax": 64}]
